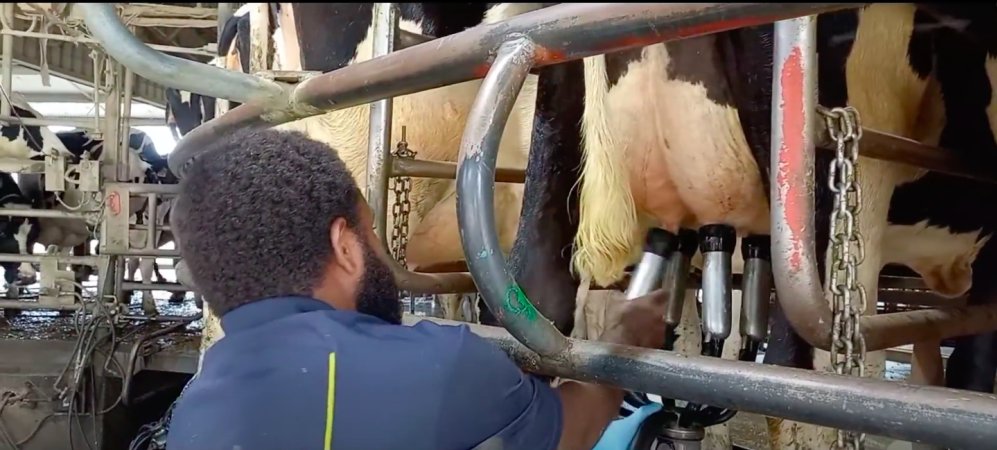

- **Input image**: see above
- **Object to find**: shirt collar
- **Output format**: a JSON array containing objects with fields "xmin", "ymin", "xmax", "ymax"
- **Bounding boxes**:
[{"xmin": 221, "ymin": 296, "xmax": 334, "ymax": 333}]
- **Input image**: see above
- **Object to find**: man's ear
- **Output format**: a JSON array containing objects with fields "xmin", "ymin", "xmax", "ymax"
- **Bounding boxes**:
[{"xmin": 329, "ymin": 217, "xmax": 363, "ymax": 276}]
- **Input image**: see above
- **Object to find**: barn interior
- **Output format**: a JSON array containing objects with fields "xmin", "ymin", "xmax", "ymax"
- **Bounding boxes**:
[{"xmin": 0, "ymin": 3, "xmax": 995, "ymax": 450}]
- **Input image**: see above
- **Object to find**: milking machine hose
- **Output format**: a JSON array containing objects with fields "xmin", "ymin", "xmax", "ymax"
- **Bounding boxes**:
[{"xmin": 121, "ymin": 314, "xmax": 202, "ymax": 407}]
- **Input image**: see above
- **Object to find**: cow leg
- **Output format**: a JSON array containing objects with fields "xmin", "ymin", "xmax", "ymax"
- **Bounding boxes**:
[
  {"xmin": 124, "ymin": 256, "xmax": 140, "ymax": 304},
  {"xmin": 946, "ymin": 244, "xmax": 997, "ymax": 394},
  {"xmin": 1, "ymin": 261, "xmax": 21, "ymax": 318},
  {"xmin": 438, "ymin": 293, "xmax": 463, "ymax": 321},
  {"xmin": 1, "ymin": 262, "xmax": 18, "ymax": 299},
  {"xmin": 139, "ymin": 258, "xmax": 157, "ymax": 315},
  {"xmin": 481, "ymin": 61, "xmax": 586, "ymax": 334}
]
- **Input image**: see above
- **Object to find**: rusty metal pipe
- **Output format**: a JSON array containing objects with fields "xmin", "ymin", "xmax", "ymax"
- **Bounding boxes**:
[
  {"xmin": 863, "ymin": 305, "xmax": 997, "ymax": 351},
  {"xmin": 291, "ymin": 3, "xmax": 863, "ymax": 116},
  {"xmin": 816, "ymin": 122, "xmax": 997, "ymax": 185},
  {"xmin": 391, "ymin": 158, "xmax": 526, "ymax": 183},
  {"xmin": 168, "ymin": 2, "xmax": 864, "ymax": 178},
  {"xmin": 456, "ymin": 39, "xmax": 569, "ymax": 357},
  {"xmin": 389, "ymin": 260, "xmax": 476, "ymax": 294},
  {"xmin": 403, "ymin": 316, "xmax": 997, "ymax": 449}
]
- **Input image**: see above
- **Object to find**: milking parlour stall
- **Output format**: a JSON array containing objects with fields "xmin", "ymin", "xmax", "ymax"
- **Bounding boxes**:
[{"xmin": 3, "ymin": 2, "xmax": 997, "ymax": 450}]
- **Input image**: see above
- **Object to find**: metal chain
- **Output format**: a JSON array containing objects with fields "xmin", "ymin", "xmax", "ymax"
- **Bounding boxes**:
[
  {"xmin": 388, "ymin": 127, "xmax": 417, "ymax": 313},
  {"xmin": 821, "ymin": 106, "xmax": 868, "ymax": 450},
  {"xmin": 389, "ymin": 126, "xmax": 415, "ymax": 267}
]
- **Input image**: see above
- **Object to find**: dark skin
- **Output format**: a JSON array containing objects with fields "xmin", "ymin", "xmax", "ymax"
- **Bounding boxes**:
[{"xmin": 314, "ymin": 200, "xmax": 671, "ymax": 450}]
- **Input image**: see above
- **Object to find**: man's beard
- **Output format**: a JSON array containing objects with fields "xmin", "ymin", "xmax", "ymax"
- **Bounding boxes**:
[{"xmin": 355, "ymin": 239, "xmax": 402, "ymax": 324}]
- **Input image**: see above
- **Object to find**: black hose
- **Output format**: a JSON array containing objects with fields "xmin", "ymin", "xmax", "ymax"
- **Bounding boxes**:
[{"xmin": 121, "ymin": 315, "xmax": 201, "ymax": 407}]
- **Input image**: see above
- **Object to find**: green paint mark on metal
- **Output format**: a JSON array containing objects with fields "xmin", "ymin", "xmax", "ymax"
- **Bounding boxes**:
[{"xmin": 503, "ymin": 283, "xmax": 538, "ymax": 322}]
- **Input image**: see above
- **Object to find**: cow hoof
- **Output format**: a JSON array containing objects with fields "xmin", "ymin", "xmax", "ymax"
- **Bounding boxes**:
[{"xmin": 5, "ymin": 285, "xmax": 18, "ymax": 299}]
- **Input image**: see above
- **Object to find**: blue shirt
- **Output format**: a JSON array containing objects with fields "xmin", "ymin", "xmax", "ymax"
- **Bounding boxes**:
[{"xmin": 166, "ymin": 296, "xmax": 563, "ymax": 450}]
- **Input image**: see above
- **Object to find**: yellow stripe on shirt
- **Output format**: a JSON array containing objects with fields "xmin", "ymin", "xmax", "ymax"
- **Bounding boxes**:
[{"xmin": 324, "ymin": 352, "xmax": 337, "ymax": 450}]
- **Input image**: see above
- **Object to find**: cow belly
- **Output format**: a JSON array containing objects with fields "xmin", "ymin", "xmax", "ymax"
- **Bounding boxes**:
[
  {"xmin": 0, "ymin": 136, "xmax": 36, "ymax": 159},
  {"xmin": 277, "ymin": 75, "xmax": 536, "ymax": 267},
  {"xmin": 607, "ymin": 62, "xmax": 768, "ymax": 233},
  {"xmin": 36, "ymin": 217, "xmax": 89, "ymax": 248},
  {"xmin": 575, "ymin": 45, "xmax": 767, "ymax": 285}
]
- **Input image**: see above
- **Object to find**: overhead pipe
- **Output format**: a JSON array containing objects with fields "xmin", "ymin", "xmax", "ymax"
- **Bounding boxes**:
[
  {"xmin": 770, "ymin": 16, "xmax": 997, "ymax": 351},
  {"xmin": 404, "ymin": 316, "xmax": 997, "ymax": 449},
  {"xmin": 167, "ymin": 2, "xmax": 864, "ymax": 178},
  {"xmin": 76, "ymin": 3, "xmax": 286, "ymax": 106}
]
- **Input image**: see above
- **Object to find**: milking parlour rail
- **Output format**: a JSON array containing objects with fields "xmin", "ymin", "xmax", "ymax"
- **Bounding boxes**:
[{"xmin": 77, "ymin": 2, "xmax": 997, "ymax": 448}]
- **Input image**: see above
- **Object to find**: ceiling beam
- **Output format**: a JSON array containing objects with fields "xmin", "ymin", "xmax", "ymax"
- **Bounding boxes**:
[
  {"xmin": 4, "ymin": 116, "xmax": 166, "ymax": 128},
  {"xmin": 14, "ymin": 92, "xmax": 96, "ymax": 103},
  {"xmin": 11, "ymin": 35, "xmax": 167, "ymax": 108}
]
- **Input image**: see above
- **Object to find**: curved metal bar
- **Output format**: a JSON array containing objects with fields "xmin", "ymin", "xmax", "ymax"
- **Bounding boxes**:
[
  {"xmin": 455, "ymin": 39, "xmax": 569, "ymax": 358},
  {"xmin": 168, "ymin": 3, "xmax": 863, "ymax": 179},
  {"xmin": 76, "ymin": 3, "xmax": 286, "ymax": 105},
  {"xmin": 405, "ymin": 316, "xmax": 997, "ymax": 449},
  {"xmin": 770, "ymin": 17, "xmax": 831, "ymax": 349}
]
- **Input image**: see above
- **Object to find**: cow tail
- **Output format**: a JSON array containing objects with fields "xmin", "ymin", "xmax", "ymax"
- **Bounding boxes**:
[{"xmin": 572, "ymin": 54, "xmax": 640, "ymax": 287}]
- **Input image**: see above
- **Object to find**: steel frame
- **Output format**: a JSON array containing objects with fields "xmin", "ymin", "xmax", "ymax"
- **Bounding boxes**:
[
  {"xmin": 0, "ymin": 5, "xmax": 182, "ymax": 314},
  {"xmin": 80, "ymin": 2, "xmax": 997, "ymax": 446}
]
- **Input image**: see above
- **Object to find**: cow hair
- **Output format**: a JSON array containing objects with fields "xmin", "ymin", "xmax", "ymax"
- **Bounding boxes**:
[{"xmin": 171, "ymin": 128, "xmax": 361, "ymax": 316}]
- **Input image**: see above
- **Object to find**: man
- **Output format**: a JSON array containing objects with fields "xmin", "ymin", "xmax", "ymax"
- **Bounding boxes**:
[{"xmin": 166, "ymin": 128, "xmax": 672, "ymax": 450}]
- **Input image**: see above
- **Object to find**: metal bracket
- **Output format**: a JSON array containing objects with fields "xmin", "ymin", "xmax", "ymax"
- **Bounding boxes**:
[
  {"xmin": 38, "ymin": 256, "xmax": 77, "ymax": 307},
  {"xmin": 100, "ymin": 184, "xmax": 130, "ymax": 254},
  {"xmin": 77, "ymin": 159, "xmax": 101, "ymax": 192},
  {"xmin": 44, "ymin": 154, "xmax": 66, "ymax": 192}
]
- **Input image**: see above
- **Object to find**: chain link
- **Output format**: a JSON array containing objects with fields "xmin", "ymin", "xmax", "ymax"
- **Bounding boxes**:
[
  {"xmin": 389, "ymin": 126, "xmax": 415, "ymax": 267},
  {"xmin": 820, "ymin": 106, "xmax": 867, "ymax": 450},
  {"xmin": 389, "ymin": 127, "xmax": 417, "ymax": 313}
]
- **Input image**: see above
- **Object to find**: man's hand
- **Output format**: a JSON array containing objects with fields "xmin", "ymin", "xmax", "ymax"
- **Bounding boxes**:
[{"xmin": 598, "ymin": 288, "xmax": 669, "ymax": 349}]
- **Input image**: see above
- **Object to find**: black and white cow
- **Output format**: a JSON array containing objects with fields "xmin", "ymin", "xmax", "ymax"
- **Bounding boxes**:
[
  {"xmin": 0, "ymin": 172, "xmax": 40, "ymax": 297},
  {"xmin": 164, "ymin": 3, "xmax": 256, "ymax": 138},
  {"xmin": 0, "ymin": 100, "xmax": 73, "ymax": 160},
  {"xmin": 0, "ymin": 121, "xmax": 178, "ymax": 303}
]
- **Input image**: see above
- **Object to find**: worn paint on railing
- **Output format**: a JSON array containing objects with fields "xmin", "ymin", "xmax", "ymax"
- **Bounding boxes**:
[
  {"xmin": 504, "ymin": 283, "xmax": 538, "ymax": 322},
  {"xmin": 776, "ymin": 45, "xmax": 806, "ymax": 274}
]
